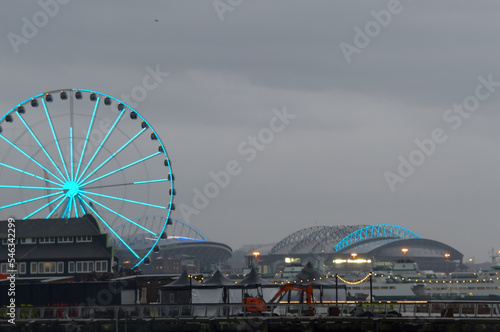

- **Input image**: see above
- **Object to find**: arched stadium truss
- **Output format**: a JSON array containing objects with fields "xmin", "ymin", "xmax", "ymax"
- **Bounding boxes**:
[
  {"xmin": 333, "ymin": 224, "xmax": 421, "ymax": 252},
  {"xmin": 268, "ymin": 224, "xmax": 421, "ymax": 255},
  {"xmin": 269, "ymin": 225, "xmax": 365, "ymax": 255}
]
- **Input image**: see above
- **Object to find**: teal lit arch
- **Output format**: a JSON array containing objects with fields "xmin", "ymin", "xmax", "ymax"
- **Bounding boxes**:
[{"xmin": 333, "ymin": 224, "xmax": 421, "ymax": 252}]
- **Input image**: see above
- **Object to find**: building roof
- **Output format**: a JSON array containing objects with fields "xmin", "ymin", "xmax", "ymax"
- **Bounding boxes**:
[
  {"xmin": 292, "ymin": 262, "xmax": 334, "ymax": 286},
  {"xmin": 204, "ymin": 270, "xmax": 235, "ymax": 286},
  {"xmin": 0, "ymin": 214, "xmax": 102, "ymax": 239},
  {"xmin": 7, "ymin": 243, "xmax": 112, "ymax": 260},
  {"xmin": 238, "ymin": 268, "xmax": 272, "ymax": 286},
  {"xmin": 162, "ymin": 270, "xmax": 201, "ymax": 289}
]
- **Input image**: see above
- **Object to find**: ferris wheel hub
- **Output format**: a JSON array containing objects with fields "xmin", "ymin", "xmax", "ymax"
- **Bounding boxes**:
[{"xmin": 63, "ymin": 181, "xmax": 81, "ymax": 198}]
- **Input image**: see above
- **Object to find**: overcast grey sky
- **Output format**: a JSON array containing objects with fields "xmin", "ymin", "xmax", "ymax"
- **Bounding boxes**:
[{"xmin": 2, "ymin": 1, "xmax": 500, "ymax": 263}]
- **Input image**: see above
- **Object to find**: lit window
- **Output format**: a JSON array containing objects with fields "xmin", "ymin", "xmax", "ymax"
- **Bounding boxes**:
[{"xmin": 38, "ymin": 262, "xmax": 56, "ymax": 274}]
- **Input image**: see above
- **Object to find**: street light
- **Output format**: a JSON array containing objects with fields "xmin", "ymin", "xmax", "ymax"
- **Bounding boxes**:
[
  {"xmin": 445, "ymin": 253, "xmax": 450, "ymax": 259},
  {"xmin": 402, "ymin": 248, "xmax": 409, "ymax": 255},
  {"xmin": 351, "ymin": 253, "xmax": 358, "ymax": 259}
]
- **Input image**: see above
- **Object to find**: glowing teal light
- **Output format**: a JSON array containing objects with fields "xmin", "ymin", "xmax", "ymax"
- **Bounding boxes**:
[{"xmin": 63, "ymin": 181, "xmax": 81, "ymax": 198}]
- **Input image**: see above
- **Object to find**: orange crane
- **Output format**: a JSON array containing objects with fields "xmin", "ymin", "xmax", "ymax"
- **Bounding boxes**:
[{"xmin": 242, "ymin": 284, "xmax": 315, "ymax": 315}]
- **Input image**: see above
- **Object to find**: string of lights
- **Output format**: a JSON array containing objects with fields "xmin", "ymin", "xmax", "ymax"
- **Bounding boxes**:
[{"xmin": 337, "ymin": 273, "xmax": 371, "ymax": 285}]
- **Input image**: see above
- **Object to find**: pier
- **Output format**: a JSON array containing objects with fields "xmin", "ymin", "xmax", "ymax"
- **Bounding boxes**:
[{"xmin": 2, "ymin": 300, "xmax": 500, "ymax": 331}]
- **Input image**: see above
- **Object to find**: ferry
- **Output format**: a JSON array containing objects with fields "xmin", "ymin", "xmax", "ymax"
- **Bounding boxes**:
[
  {"xmin": 269, "ymin": 254, "xmax": 500, "ymax": 301},
  {"xmin": 351, "ymin": 258, "xmax": 500, "ymax": 301}
]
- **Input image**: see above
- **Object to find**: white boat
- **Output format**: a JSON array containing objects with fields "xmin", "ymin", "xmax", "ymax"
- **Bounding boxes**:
[
  {"xmin": 272, "ymin": 263, "xmax": 426, "ymax": 301},
  {"xmin": 339, "ymin": 263, "xmax": 427, "ymax": 301},
  {"xmin": 348, "ymin": 258, "xmax": 500, "ymax": 300},
  {"xmin": 271, "ymin": 255, "xmax": 500, "ymax": 301}
]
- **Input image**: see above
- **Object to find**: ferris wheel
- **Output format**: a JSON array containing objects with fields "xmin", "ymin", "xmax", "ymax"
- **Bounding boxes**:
[{"xmin": 0, "ymin": 89, "xmax": 175, "ymax": 268}]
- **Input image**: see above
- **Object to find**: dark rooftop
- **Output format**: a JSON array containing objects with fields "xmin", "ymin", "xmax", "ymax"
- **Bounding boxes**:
[{"xmin": 0, "ymin": 214, "xmax": 102, "ymax": 238}]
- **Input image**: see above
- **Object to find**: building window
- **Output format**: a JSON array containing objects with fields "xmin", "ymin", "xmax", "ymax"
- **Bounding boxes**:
[
  {"xmin": 57, "ymin": 262, "xmax": 64, "ymax": 274},
  {"xmin": 75, "ymin": 261, "xmax": 103, "ymax": 273},
  {"xmin": 95, "ymin": 261, "xmax": 109, "ymax": 272},
  {"xmin": 68, "ymin": 262, "xmax": 75, "ymax": 273},
  {"xmin": 76, "ymin": 236, "xmax": 92, "ymax": 243},
  {"xmin": 5, "ymin": 262, "xmax": 26, "ymax": 274},
  {"xmin": 58, "ymin": 236, "xmax": 73, "ymax": 243},
  {"xmin": 31, "ymin": 262, "xmax": 37, "ymax": 274},
  {"xmin": 38, "ymin": 262, "xmax": 56, "ymax": 274},
  {"xmin": 39, "ymin": 237, "xmax": 55, "ymax": 244},
  {"xmin": 2, "ymin": 238, "xmax": 18, "ymax": 245},
  {"xmin": 21, "ymin": 238, "xmax": 36, "ymax": 244},
  {"xmin": 19, "ymin": 262, "xmax": 26, "ymax": 274}
]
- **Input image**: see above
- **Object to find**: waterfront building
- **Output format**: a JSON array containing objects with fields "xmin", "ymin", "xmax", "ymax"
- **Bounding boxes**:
[{"xmin": 0, "ymin": 214, "xmax": 113, "ymax": 279}]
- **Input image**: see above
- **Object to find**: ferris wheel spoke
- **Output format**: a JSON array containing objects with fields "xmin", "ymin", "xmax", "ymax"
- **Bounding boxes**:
[
  {"xmin": 84, "ymin": 178, "xmax": 169, "ymax": 190},
  {"xmin": 61, "ymin": 197, "xmax": 72, "ymax": 218},
  {"xmin": 76, "ymin": 110, "xmax": 125, "ymax": 183},
  {"xmin": 80, "ymin": 199, "xmax": 140, "ymax": 259},
  {"xmin": 76, "ymin": 196, "xmax": 88, "ymax": 215},
  {"xmin": 0, "ymin": 185, "xmax": 61, "ymax": 190},
  {"xmin": 80, "ymin": 151, "xmax": 161, "ymax": 187},
  {"xmin": 70, "ymin": 127, "xmax": 74, "ymax": 181},
  {"xmin": 16, "ymin": 113, "xmax": 68, "ymax": 182},
  {"xmin": 0, "ymin": 135, "xmax": 65, "ymax": 185},
  {"xmin": 0, "ymin": 162, "xmax": 63, "ymax": 187},
  {"xmin": 75, "ymin": 97, "xmax": 100, "ymax": 180},
  {"xmin": 23, "ymin": 193, "xmax": 66, "ymax": 220},
  {"xmin": 80, "ymin": 190, "xmax": 167, "ymax": 210},
  {"xmin": 0, "ymin": 191, "xmax": 63, "ymax": 211},
  {"xmin": 133, "ymin": 178, "xmax": 169, "ymax": 185},
  {"xmin": 80, "ymin": 193, "xmax": 157, "ymax": 236},
  {"xmin": 46, "ymin": 195, "xmax": 68, "ymax": 218},
  {"xmin": 73, "ymin": 196, "xmax": 79, "ymax": 218},
  {"xmin": 41, "ymin": 99, "xmax": 70, "ymax": 181},
  {"xmin": 78, "ymin": 127, "xmax": 147, "ymax": 185}
]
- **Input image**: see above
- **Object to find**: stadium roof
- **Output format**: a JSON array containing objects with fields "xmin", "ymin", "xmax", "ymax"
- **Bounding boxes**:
[{"xmin": 267, "ymin": 224, "xmax": 422, "ymax": 255}]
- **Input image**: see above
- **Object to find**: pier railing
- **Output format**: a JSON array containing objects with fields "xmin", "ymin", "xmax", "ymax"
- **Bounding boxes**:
[{"xmin": 2, "ymin": 300, "xmax": 500, "ymax": 321}]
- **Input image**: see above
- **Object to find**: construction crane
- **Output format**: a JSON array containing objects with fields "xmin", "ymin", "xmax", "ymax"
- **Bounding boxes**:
[{"xmin": 242, "ymin": 284, "xmax": 315, "ymax": 316}]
